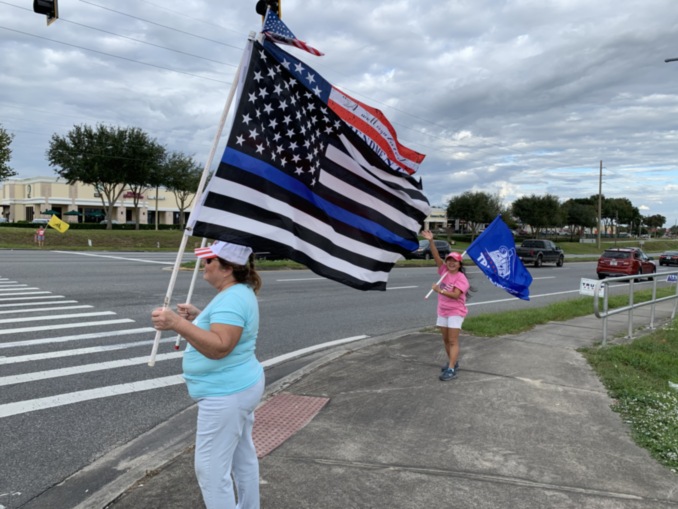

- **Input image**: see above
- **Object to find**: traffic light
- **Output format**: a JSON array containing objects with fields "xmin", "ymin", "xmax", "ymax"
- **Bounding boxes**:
[
  {"xmin": 255, "ymin": 0, "xmax": 281, "ymax": 18},
  {"xmin": 33, "ymin": 0, "xmax": 59, "ymax": 26}
]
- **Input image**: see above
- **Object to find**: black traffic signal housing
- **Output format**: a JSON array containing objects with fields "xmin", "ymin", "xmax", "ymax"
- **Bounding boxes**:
[
  {"xmin": 33, "ymin": 0, "xmax": 59, "ymax": 26},
  {"xmin": 255, "ymin": 0, "xmax": 281, "ymax": 18}
]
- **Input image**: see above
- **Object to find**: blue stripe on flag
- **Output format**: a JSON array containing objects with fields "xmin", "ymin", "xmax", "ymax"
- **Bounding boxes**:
[{"xmin": 223, "ymin": 147, "xmax": 418, "ymax": 252}]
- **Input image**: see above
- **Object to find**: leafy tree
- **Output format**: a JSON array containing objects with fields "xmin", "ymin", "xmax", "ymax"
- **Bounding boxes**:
[
  {"xmin": 124, "ymin": 140, "xmax": 166, "ymax": 230},
  {"xmin": 47, "ymin": 124, "xmax": 166, "ymax": 229},
  {"xmin": 0, "ymin": 124, "xmax": 17, "ymax": 182},
  {"xmin": 447, "ymin": 191, "xmax": 502, "ymax": 240},
  {"xmin": 562, "ymin": 198, "xmax": 596, "ymax": 237},
  {"xmin": 162, "ymin": 152, "xmax": 203, "ymax": 230},
  {"xmin": 644, "ymin": 214, "xmax": 666, "ymax": 237},
  {"xmin": 511, "ymin": 194, "xmax": 562, "ymax": 235}
]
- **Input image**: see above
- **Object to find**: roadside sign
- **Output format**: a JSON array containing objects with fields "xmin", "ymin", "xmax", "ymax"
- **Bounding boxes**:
[{"xmin": 580, "ymin": 278, "xmax": 605, "ymax": 297}]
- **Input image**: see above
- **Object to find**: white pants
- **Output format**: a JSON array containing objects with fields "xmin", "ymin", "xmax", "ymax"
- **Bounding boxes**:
[{"xmin": 194, "ymin": 376, "xmax": 265, "ymax": 509}]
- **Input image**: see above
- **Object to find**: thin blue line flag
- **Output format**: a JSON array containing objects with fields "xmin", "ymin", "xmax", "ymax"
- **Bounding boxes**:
[{"xmin": 466, "ymin": 215, "xmax": 533, "ymax": 300}]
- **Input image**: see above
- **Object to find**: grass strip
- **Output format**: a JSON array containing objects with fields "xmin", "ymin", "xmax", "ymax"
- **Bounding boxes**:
[
  {"xmin": 462, "ymin": 288, "xmax": 676, "ymax": 337},
  {"xmin": 581, "ymin": 324, "xmax": 678, "ymax": 471}
]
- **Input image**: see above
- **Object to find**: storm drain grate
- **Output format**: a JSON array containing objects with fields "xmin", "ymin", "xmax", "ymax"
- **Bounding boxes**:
[{"xmin": 253, "ymin": 393, "xmax": 330, "ymax": 458}]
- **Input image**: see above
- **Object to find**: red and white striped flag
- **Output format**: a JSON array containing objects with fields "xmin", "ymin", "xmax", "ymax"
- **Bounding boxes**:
[{"xmin": 261, "ymin": 9, "xmax": 324, "ymax": 57}]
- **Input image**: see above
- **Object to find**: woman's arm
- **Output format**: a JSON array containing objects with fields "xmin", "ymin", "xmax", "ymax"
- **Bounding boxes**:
[{"xmin": 151, "ymin": 308, "xmax": 242, "ymax": 360}]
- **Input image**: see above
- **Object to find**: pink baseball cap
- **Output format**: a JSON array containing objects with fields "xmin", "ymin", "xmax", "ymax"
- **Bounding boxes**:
[
  {"xmin": 445, "ymin": 252, "xmax": 463, "ymax": 262},
  {"xmin": 194, "ymin": 241, "xmax": 253, "ymax": 265}
]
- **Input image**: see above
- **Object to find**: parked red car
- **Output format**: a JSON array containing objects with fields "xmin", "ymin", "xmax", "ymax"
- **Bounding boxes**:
[{"xmin": 596, "ymin": 247, "xmax": 656, "ymax": 280}]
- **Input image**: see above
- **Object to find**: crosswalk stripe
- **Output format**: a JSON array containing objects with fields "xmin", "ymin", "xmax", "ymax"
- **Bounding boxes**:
[
  {"xmin": 0, "ymin": 327, "xmax": 156, "ymax": 349},
  {"xmin": 0, "ymin": 300, "xmax": 78, "ymax": 308},
  {"xmin": 0, "ymin": 376, "xmax": 186, "ymax": 419},
  {"xmin": 0, "ymin": 311, "xmax": 116, "ymax": 325},
  {"xmin": 0, "ymin": 337, "xmax": 176, "ymax": 364},
  {"xmin": 0, "ymin": 305, "xmax": 92, "ymax": 315},
  {"xmin": 0, "ymin": 319, "xmax": 134, "ymax": 335},
  {"xmin": 0, "ymin": 295, "xmax": 63, "ymax": 302},
  {"xmin": 0, "ymin": 352, "xmax": 183, "ymax": 386}
]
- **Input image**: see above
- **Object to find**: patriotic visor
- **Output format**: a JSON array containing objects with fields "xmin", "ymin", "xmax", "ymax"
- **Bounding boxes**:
[{"xmin": 194, "ymin": 241, "xmax": 253, "ymax": 266}]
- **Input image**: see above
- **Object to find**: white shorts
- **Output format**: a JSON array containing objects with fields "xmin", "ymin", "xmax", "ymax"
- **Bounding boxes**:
[{"xmin": 436, "ymin": 315, "xmax": 464, "ymax": 329}]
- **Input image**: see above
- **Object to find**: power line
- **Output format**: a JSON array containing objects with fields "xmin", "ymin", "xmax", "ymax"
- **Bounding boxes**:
[
  {"xmin": 0, "ymin": 0, "xmax": 238, "ymax": 67},
  {"xmin": 0, "ymin": 26, "xmax": 232, "ymax": 85},
  {"xmin": 1, "ymin": 1, "xmax": 449, "ymax": 153},
  {"xmin": 74, "ymin": 1, "xmax": 446, "ymax": 142},
  {"xmin": 62, "ymin": 18, "xmax": 237, "ymax": 68},
  {"xmin": 79, "ymin": 0, "xmax": 242, "ymax": 50},
  {"xmin": 136, "ymin": 0, "xmax": 246, "ymax": 36}
]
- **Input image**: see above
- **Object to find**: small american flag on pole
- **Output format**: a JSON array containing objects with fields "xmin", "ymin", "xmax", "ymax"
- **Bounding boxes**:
[{"xmin": 262, "ymin": 9, "xmax": 324, "ymax": 57}]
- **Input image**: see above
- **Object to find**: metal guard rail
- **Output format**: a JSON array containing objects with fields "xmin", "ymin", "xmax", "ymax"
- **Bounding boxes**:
[{"xmin": 593, "ymin": 269, "xmax": 678, "ymax": 345}]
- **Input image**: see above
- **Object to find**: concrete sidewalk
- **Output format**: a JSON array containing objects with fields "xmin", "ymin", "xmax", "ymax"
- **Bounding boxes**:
[{"xmin": 95, "ymin": 302, "xmax": 677, "ymax": 508}]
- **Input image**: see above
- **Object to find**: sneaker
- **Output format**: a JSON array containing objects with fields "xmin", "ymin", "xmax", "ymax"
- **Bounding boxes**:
[
  {"xmin": 439, "ymin": 367, "xmax": 457, "ymax": 381},
  {"xmin": 441, "ymin": 361, "xmax": 459, "ymax": 372}
]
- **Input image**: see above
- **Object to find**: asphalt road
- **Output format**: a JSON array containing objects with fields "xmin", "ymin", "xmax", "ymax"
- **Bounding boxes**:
[{"xmin": 0, "ymin": 249, "xmax": 659, "ymax": 509}]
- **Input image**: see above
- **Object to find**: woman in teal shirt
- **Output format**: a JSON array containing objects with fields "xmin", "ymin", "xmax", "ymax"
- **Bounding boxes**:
[{"xmin": 152, "ymin": 241, "xmax": 264, "ymax": 509}]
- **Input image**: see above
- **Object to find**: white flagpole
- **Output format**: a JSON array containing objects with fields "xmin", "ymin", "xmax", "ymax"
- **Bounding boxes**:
[
  {"xmin": 148, "ymin": 34, "xmax": 256, "ymax": 367},
  {"xmin": 424, "ymin": 250, "xmax": 467, "ymax": 300},
  {"xmin": 173, "ymin": 237, "xmax": 208, "ymax": 350}
]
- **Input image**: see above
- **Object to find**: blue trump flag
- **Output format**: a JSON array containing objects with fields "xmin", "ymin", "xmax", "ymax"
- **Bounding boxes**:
[{"xmin": 465, "ymin": 216, "xmax": 533, "ymax": 300}]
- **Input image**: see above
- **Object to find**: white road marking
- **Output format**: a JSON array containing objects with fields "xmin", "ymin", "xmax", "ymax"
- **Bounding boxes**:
[
  {"xmin": 0, "ymin": 291, "xmax": 52, "ymax": 298},
  {"xmin": 386, "ymin": 286, "xmax": 418, "ymax": 290},
  {"xmin": 0, "ymin": 319, "xmax": 135, "ymax": 336},
  {"xmin": 0, "ymin": 295, "xmax": 62, "ymax": 302},
  {"xmin": 0, "ymin": 337, "xmax": 175, "ymax": 364},
  {"xmin": 0, "ymin": 327, "xmax": 156, "ymax": 349},
  {"xmin": 0, "ymin": 311, "xmax": 115, "ymax": 325},
  {"xmin": 0, "ymin": 300, "xmax": 77, "ymax": 308},
  {"xmin": 468, "ymin": 289, "xmax": 580, "ymax": 307},
  {"xmin": 53, "ymin": 251, "xmax": 173, "ymax": 265},
  {"xmin": 0, "ymin": 352, "xmax": 183, "ymax": 387},
  {"xmin": 275, "ymin": 277, "xmax": 324, "ymax": 282},
  {"xmin": 261, "ymin": 335, "xmax": 369, "ymax": 367},
  {"xmin": 0, "ymin": 305, "xmax": 92, "ymax": 315},
  {"xmin": 0, "ymin": 376, "xmax": 186, "ymax": 419}
]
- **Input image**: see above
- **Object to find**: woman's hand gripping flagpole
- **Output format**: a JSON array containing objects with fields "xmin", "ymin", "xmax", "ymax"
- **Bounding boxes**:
[
  {"xmin": 173, "ymin": 237, "xmax": 208, "ymax": 350},
  {"xmin": 424, "ymin": 250, "xmax": 467, "ymax": 299}
]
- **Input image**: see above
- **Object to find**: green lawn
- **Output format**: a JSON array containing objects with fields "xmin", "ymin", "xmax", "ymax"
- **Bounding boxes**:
[{"xmin": 2, "ymin": 226, "xmax": 677, "ymax": 259}]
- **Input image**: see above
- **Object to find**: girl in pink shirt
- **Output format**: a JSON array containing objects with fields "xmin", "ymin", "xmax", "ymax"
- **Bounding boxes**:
[{"xmin": 422, "ymin": 230, "xmax": 470, "ymax": 381}]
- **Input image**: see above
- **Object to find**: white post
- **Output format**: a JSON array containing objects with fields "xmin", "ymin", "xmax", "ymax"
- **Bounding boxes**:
[
  {"xmin": 173, "ymin": 237, "xmax": 208, "ymax": 350},
  {"xmin": 148, "ymin": 35, "xmax": 255, "ymax": 366}
]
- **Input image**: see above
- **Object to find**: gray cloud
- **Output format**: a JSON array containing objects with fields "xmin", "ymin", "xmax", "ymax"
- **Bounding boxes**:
[{"xmin": 1, "ymin": 0, "xmax": 677, "ymax": 223}]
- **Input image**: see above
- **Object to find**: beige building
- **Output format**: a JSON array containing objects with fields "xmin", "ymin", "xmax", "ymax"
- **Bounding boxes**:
[
  {"xmin": 424, "ymin": 207, "xmax": 448, "ymax": 231},
  {"xmin": 0, "ymin": 176, "xmax": 195, "ymax": 225}
]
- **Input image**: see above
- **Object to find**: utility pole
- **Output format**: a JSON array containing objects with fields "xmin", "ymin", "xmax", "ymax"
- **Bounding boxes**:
[{"xmin": 597, "ymin": 160, "xmax": 602, "ymax": 250}]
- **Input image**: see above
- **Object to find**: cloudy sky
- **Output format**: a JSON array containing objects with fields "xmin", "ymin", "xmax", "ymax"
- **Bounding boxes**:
[{"xmin": 2, "ymin": 0, "xmax": 678, "ymax": 224}]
